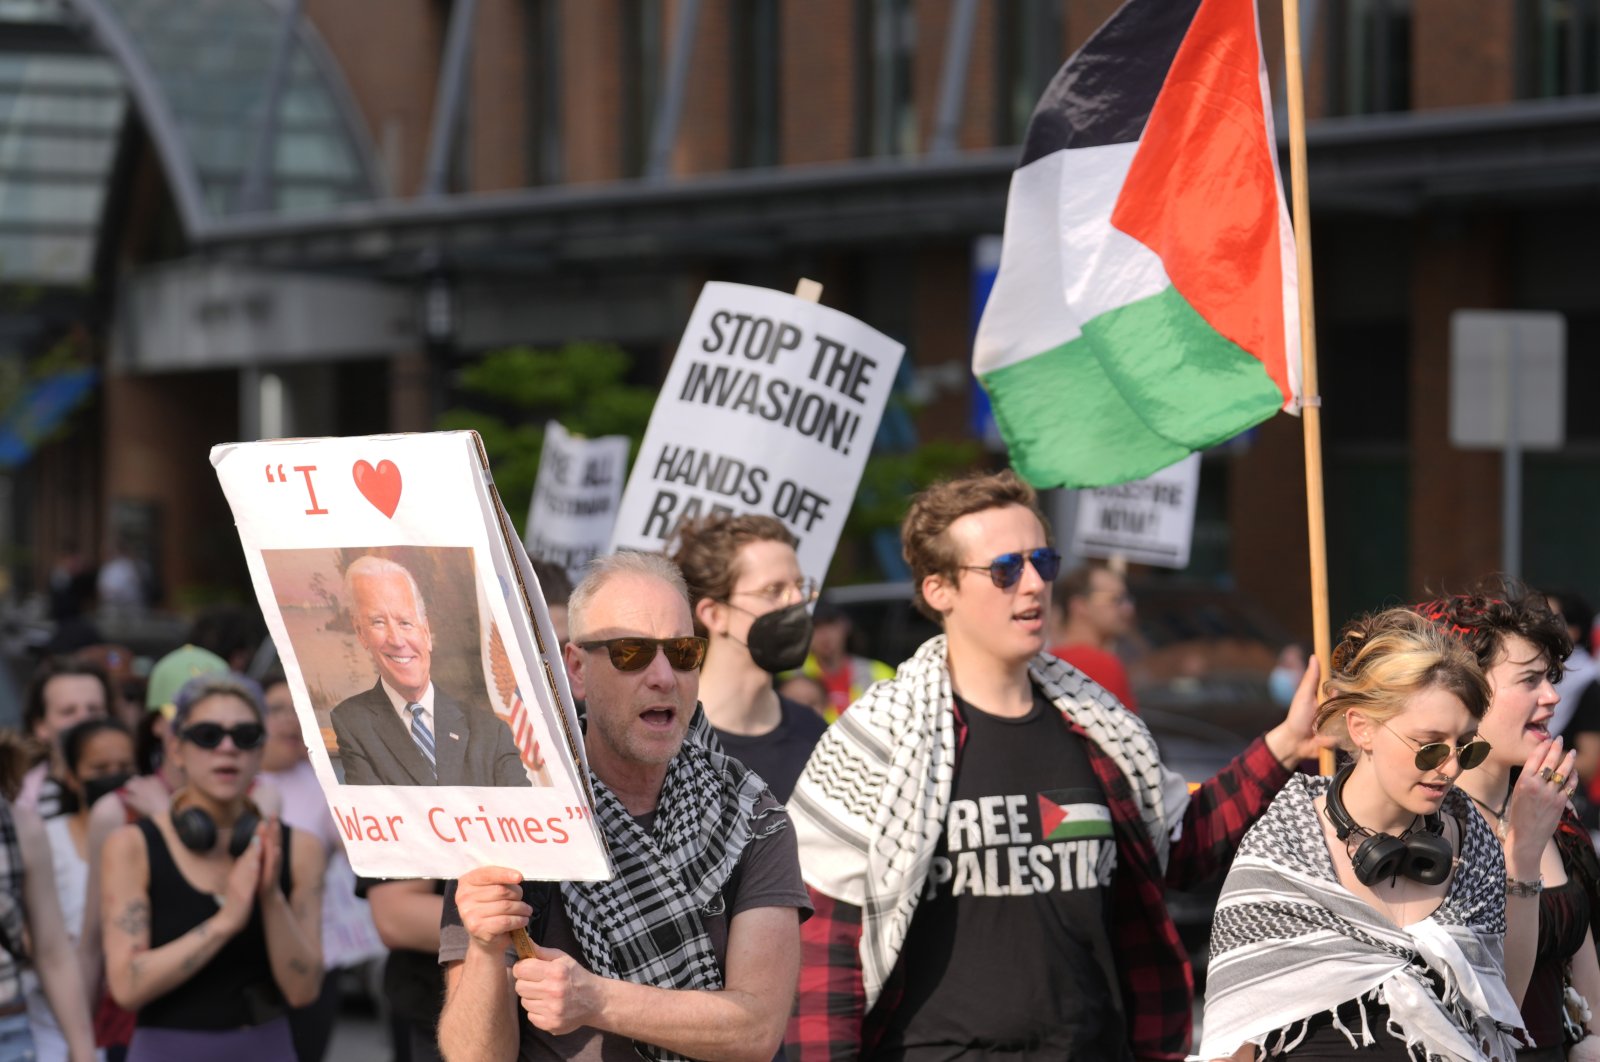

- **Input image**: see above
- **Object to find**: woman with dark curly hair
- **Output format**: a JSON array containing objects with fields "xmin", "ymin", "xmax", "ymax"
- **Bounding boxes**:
[{"xmin": 1420, "ymin": 583, "xmax": 1600, "ymax": 1060}]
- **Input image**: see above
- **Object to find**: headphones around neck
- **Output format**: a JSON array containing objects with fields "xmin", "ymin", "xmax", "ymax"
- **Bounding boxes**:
[
  {"xmin": 170, "ymin": 789, "xmax": 261, "ymax": 857},
  {"xmin": 1325, "ymin": 762, "xmax": 1453, "ymax": 886}
]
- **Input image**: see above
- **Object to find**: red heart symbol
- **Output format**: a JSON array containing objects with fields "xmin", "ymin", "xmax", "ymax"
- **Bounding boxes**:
[{"xmin": 352, "ymin": 459, "xmax": 402, "ymax": 518}]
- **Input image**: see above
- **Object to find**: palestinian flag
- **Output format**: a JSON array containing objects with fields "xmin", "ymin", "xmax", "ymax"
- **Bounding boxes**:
[
  {"xmin": 974, "ymin": 0, "xmax": 1300, "ymax": 489},
  {"xmin": 1037, "ymin": 790, "xmax": 1114, "ymax": 841}
]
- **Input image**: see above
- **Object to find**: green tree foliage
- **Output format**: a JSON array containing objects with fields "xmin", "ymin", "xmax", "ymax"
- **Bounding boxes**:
[
  {"xmin": 436, "ymin": 343, "xmax": 658, "ymax": 538},
  {"xmin": 440, "ymin": 342, "xmax": 987, "ymax": 583}
]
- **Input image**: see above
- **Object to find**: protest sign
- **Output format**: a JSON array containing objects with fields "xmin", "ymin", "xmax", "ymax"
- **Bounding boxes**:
[
  {"xmin": 1070, "ymin": 453, "xmax": 1201, "ymax": 570},
  {"xmin": 525, "ymin": 421, "xmax": 629, "ymax": 579},
  {"xmin": 609, "ymin": 281, "xmax": 905, "ymax": 579},
  {"xmin": 212, "ymin": 431, "xmax": 608, "ymax": 881}
]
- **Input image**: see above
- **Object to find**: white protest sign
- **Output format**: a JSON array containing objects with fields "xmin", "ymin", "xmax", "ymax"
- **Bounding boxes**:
[
  {"xmin": 1070, "ymin": 453, "xmax": 1201, "ymax": 570},
  {"xmin": 212, "ymin": 431, "xmax": 608, "ymax": 881},
  {"xmin": 525, "ymin": 421, "xmax": 629, "ymax": 578},
  {"xmin": 609, "ymin": 282, "xmax": 905, "ymax": 578}
]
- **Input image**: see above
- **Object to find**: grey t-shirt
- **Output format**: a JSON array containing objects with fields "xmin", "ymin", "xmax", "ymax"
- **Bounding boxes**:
[{"xmin": 439, "ymin": 794, "xmax": 811, "ymax": 1061}]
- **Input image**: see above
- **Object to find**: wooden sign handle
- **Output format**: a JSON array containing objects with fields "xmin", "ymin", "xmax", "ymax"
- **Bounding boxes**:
[{"xmin": 794, "ymin": 278, "xmax": 822, "ymax": 302}]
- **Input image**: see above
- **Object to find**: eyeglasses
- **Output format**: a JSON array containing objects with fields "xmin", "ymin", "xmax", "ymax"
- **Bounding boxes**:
[
  {"xmin": 180, "ymin": 722, "xmax": 266, "ymax": 751},
  {"xmin": 958, "ymin": 548, "xmax": 1062, "ymax": 589},
  {"xmin": 1380, "ymin": 721, "xmax": 1491, "ymax": 772},
  {"xmin": 730, "ymin": 577, "xmax": 819, "ymax": 608},
  {"xmin": 577, "ymin": 636, "xmax": 709, "ymax": 672}
]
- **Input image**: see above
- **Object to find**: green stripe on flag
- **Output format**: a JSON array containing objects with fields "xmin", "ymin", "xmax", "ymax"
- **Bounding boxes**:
[
  {"xmin": 980, "ymin": 285, "xmax": 1284, "ymax": 488},
  {"xmin": 1046, "ymin": 818, "xmax": 1115, "ymax": 840}
]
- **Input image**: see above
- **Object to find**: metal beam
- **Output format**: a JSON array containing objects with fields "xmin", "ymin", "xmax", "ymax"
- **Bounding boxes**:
[
  {"xmin": 61, "ymin": 0, "xmax": 212, "ymax": 234},
  {"xmin": 930, "ymin": 0, "xmax": 979, "ymax": 155},
  {"xmin": 421, "ymin": 0, "xmax": 479, "ymax": 197},
  {"xmin": 645, "ymin": 0, "xmax": 703, "ymax": 179},
  {"xmin": 237, "ymin": 0, "xmax": 302, "ymax": 215},
  {"xmin": 190, "ymin": 96, "xmax": 1600, "ymax": 269}
]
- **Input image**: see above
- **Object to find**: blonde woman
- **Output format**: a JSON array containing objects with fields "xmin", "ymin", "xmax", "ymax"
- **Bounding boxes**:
[{"xmin": 1199, "ymin": 609, "xmax": 1564, "ymax": 1061}]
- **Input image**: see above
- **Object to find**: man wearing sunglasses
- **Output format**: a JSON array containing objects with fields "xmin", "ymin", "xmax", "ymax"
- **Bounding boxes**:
[
  {"xmin": 331, "ymin": 555, "xmax": 530, "ymax": 788},
  {"xmin": 786, "ymin": 470, "xmax": 1325, "ymax": 1062},
  {"xmin": 438, "ymin": 551, "xmax": 809, "ymax": 1062}
]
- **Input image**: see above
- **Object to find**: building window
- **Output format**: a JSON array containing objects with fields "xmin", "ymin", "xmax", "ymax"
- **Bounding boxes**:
[
  {"xmin": 855, "ymin": 0, "xmax": 917, "ymax": 157},
  {"xmin": 995, "ymin": 0, "xmax": 1062, "ymax": 144},
  {"xmin": 525, "ymin": 0, "xmax": 562, "ymax": 184},
  {"xmin": 731, "ymin": 0, "xmax": 780, "ymax": 168},
  {"xmin": 1325, "ymin": 0, "xmax": 1411, "ymax": 115},
  {"xmin": 1518, "ymin": 0, "xmax": 1600, "ymax": 98},
  {"xmin": 620, "ymin": 0, "xmax": 662, "ymax": 177}
]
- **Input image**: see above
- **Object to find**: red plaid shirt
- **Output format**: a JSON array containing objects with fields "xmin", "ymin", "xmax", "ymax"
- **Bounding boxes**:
[{"xmin": 786, "ymin": 709, "xmax": 1291, "ymax": 1062}]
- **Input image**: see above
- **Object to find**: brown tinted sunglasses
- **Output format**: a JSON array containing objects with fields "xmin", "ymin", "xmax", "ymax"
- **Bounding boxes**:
[{"xmin": 577, "ymin": 636, "xmax": 708, "ymax": 672}]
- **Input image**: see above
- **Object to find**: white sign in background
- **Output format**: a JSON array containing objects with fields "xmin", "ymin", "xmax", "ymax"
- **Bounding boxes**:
[
  {"xmin": 212, "ymin": 431, "xmax": 608, "ymax": 882},
  {"xmin": 525, "ymin": 421, "xmax": 630, "ymax": 580},
  {"xmin": 609, "ymin": 282, "xmax": 905, "ymax": 579},
  {"xmin": 1449, "ymin": 310, "xmax": 1566, "ymax": 451},
  {"xmin": 1070, "ymin": 453, "xmax": 1201, "ymax": 570}
]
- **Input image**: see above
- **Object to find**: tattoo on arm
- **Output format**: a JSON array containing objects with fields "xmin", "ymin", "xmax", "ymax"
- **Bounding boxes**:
[
  {"xmin": 178, "ymin": 923, "xmax": 211, "ymax": 975},
  {"xmin": 113, "ymin": 899, "xmax": 149, "ymax": 938},
  {"xmin": 288, "ymin": 957, "xmax": 311, "ymax": 977}
]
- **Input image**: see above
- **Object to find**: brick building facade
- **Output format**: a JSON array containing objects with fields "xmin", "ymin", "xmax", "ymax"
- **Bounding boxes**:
[{"xmin": 13, "ymin": 0, "xmax": 1600, "ymax": 639}]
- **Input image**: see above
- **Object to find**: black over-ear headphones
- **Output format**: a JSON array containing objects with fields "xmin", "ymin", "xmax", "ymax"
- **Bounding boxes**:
[
  {"xmin": 171, "ymin": 790, "xmax": 261, "ymax": 858},
  {"xmin": 1325, "ymin": 762, "xmax": 1453, "ymax": 886}
]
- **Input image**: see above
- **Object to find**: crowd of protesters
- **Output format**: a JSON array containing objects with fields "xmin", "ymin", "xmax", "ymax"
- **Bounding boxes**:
[{"xmin": 4, "ymin": 470, "xmax": 1600, "ymax": 1061}]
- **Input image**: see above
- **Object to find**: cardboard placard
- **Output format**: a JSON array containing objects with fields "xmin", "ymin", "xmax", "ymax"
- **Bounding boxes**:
[
  {"xmin": 1070, "ymin": 453, "xmax": 1200, "ymax": 570},
  {"xmin": 524, "ymin": 421, "xmax": 630, "ymax": 580},
  {"xmin": 609, "ymin": 281, "xmax": 905, "ymax": 580},
  {"xmin": 212, "ymin": 431, "xmax": 608, "ymax": 881}
]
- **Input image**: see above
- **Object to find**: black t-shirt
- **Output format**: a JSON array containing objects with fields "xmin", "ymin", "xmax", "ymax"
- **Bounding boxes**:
[
  {"xmin": 356, "ymin": 877, "xmax": 448, "ymax": 1030},
  {"xmin": 711, "ymin": 695, "xmax": 827, "ymax": 801},
  {"xmin": 877, "ymin": 688, "xmax": 1130, "ymax": 1062}
]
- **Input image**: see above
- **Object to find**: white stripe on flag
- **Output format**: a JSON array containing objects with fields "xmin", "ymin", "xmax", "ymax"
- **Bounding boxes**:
[{"xmin": 974, "ymin": 141, "xmax": 1170, "ymax": 376}]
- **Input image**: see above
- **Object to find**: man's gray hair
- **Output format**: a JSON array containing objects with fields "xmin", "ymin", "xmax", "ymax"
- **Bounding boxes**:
[
  {"xmin": 567, "ymin": 551, "xmax": 689, "ymax": 638},
  {"xmin": 344, "ymin": 554, "xmax": 428, "ymax": 624}
]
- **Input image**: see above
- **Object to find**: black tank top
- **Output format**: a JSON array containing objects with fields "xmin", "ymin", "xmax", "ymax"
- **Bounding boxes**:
[{"xmin": 134, "ymin": 817, "xmax": 293, "ymax": 1030}]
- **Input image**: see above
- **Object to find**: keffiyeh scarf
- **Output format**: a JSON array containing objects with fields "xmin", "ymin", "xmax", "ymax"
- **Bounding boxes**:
[
  {"xmin": 560, "ymin": 708, "xmax": 785, "ymax": 1062},
  {"xmin": 787, "ymin": 633, "xmax": 1186, "ymax": 1007},
  {"xmin": 1196, "ymin": 774, "xmax": 1527, "ymax": 1062}
]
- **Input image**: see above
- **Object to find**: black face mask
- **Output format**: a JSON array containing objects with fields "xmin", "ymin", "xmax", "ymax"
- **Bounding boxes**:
[
  {"xmin": 82, "ymin": 772, "xmax": 132, "ymax": 809},
  {"xmin": 743, "ymin": 601, "xmax": 814, "ymax": 674}
]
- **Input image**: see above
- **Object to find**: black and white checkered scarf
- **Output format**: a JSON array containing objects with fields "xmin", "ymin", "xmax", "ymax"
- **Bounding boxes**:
[
  {"xmin": 1198, "ymin": 774, "xmax": 1526, "ymax": 1061},
  {"xmin": 787, "ymin": 633, "xmax": 1185, "ymax": 1008},
  {"xmin": 560, "ymin": 707, "xmax": 781, "ymax": 1062}
]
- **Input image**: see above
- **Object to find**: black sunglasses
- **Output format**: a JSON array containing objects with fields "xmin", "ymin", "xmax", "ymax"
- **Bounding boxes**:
[
  {"xmin": 180, "ymin": 722, "xmax": 266, "ymax": 751},
  {"xmin": 1380, "ymin": 722, "xmax": 1491, "ymax": 772},
  {"xmin": 958, "ymin": 548, "xmax": 1062, "ymax": 589},
  {"xmin": 577, "ymin": 636, "xmax": 708, "ymax": 673}
]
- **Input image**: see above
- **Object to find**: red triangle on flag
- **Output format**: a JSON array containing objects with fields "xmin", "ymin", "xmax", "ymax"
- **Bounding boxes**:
[
  {"xmin": 1037, "ymin": 793, "xmax": 1067, "ymax": 837},
  {"xmin": 1110, "ymin": 0, "xmax": 1294, "ymax": 404}
]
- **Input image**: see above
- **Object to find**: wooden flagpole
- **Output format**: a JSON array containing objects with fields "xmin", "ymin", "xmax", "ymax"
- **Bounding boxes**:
[{"xmin": 1280, "ymin": 0, "xmax": 1335, "ymax": 775}]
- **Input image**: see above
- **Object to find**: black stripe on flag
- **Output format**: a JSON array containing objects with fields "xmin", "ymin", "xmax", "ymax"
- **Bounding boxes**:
[{"xmin": 1019, "ymin": 0, "xmax": 1204, "ymax": 165}]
